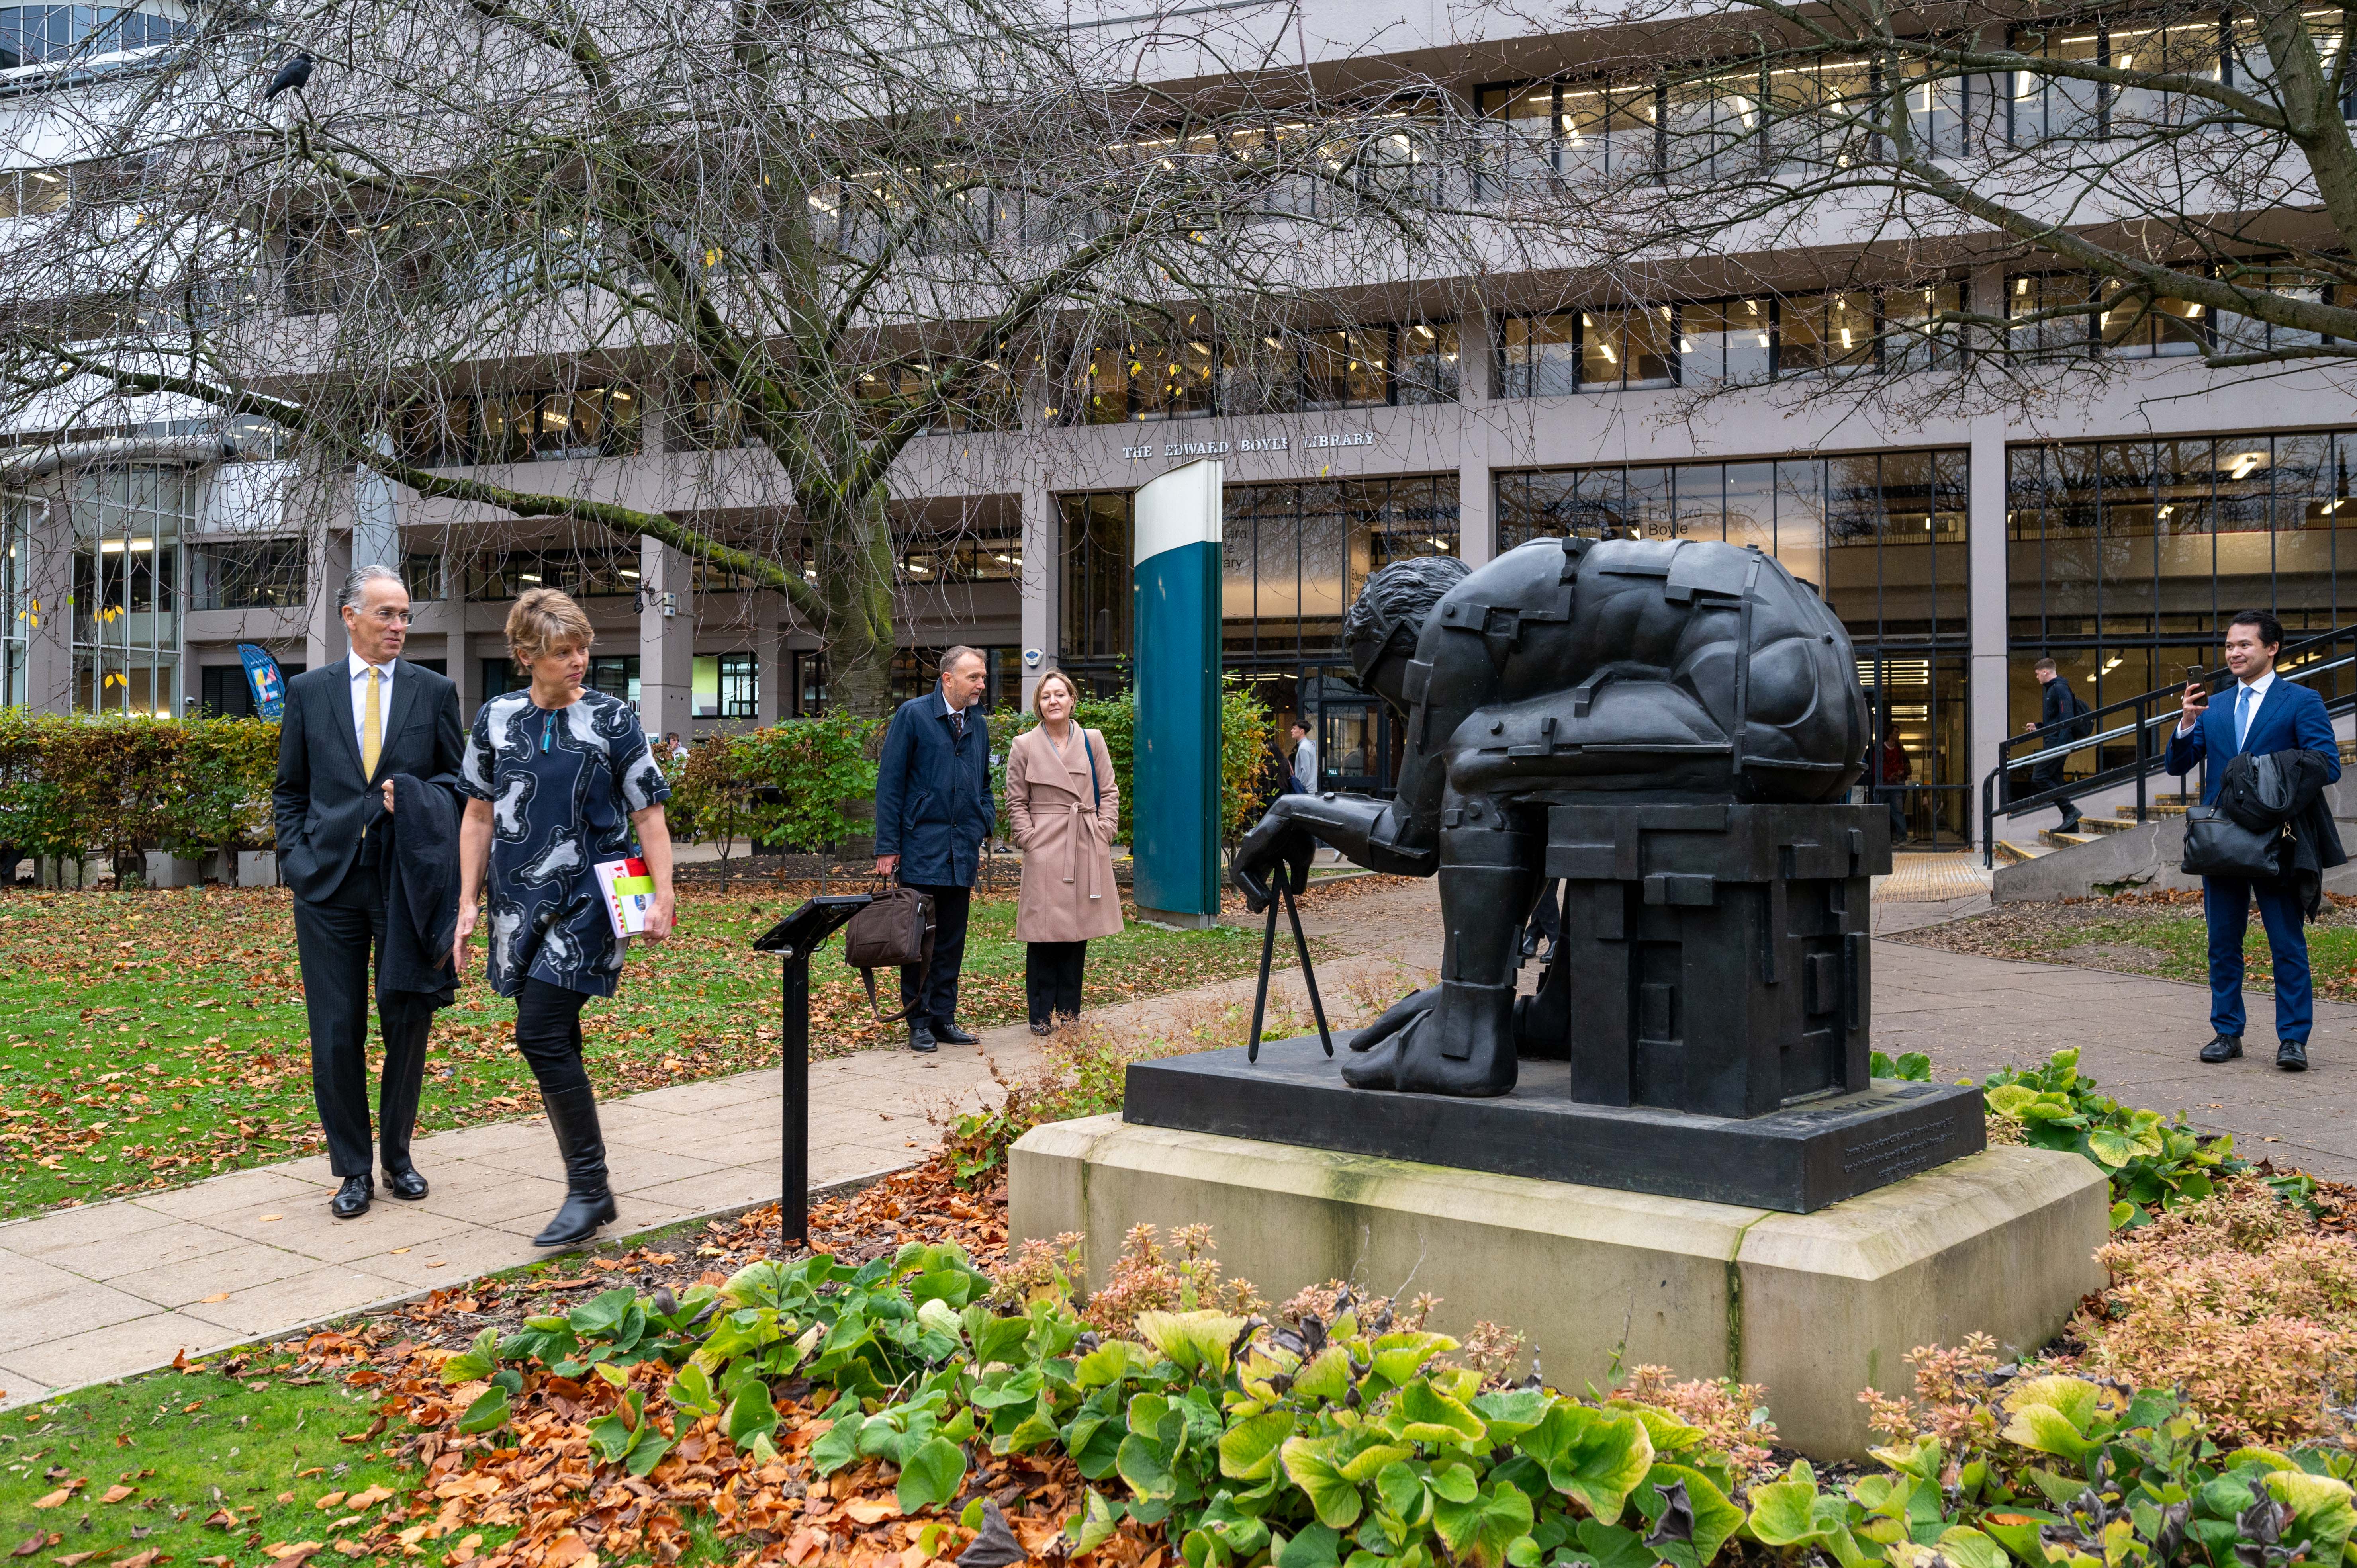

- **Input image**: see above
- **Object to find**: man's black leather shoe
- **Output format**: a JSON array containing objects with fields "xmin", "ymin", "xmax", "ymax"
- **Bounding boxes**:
[
  {"xmin": 331, "ymin": 1174, "xmax": 374, "ymax": 1219},
  {"xmin": 382, "ymin": 1164, "xmax": 429, "ymax": 1201},
  {"xmin": 909, "ymin": 1026, "xmax": 938, "ymax": 1054},
  {"xmin": 932, "ymin": 1023, "xmax": 979, "ymax": 1045},
  {"xmin": 2280, "ymin": 1039, "xmax": 2311, "ymax": 1071},
  {"xmin": 2199, "ymin": 1034, "xmax": 2243, "ymax": 1063}
]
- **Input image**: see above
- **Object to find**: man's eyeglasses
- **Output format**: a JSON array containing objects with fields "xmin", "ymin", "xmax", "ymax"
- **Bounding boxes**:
[{"xmin": 360, "ymin": 608, "xmax": 414, "ymax": 626}]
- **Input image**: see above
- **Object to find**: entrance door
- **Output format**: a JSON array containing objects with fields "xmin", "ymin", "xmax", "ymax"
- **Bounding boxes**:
[{"xmin": 1321, "ymin": 699, "xmax": 1384, "ymax": 794}]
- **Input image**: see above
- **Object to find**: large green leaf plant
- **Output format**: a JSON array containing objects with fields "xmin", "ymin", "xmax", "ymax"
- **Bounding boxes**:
[{"xmin": 433, "ymin": 1236, "xmax": 2357, "ymax": 1568}]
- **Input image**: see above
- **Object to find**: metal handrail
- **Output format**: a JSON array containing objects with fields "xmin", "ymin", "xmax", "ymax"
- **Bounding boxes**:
[{"xmin": 1978, "ymin": 624, "xmax": 2357, "ymax": 868}]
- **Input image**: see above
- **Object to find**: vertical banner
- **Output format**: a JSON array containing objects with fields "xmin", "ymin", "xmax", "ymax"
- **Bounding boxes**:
[
  {"xmin": 236, "ymin": 644, "xmax": 287, "ymax": 719},
  {"xmin": 1130, "ymin": 459, "xmax": 1224, "ymax": 927}
]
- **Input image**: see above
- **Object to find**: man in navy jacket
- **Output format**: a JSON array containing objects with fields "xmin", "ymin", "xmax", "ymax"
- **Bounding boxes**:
[
  {"xmin": 874, "ymin": 647, "xmax": 996, "ymax": 1051},
  {"xmin": 2165, "ymin": 610, "xmax": 2341, "ymax": 1071}
]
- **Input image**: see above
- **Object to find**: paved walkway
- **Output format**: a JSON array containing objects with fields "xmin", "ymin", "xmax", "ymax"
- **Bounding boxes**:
[
  {"xmin": 1877, "ymin": 937, "xmax": 2357, "ymax": 1179},
  {"xmin": 0, "ymin": 899, "xmax": 1431, "ymax": 1411},
  {"xmin": 10, "ymin": 862, "xmax": 2355, "ymax": 1407},
  {"xmin": 0, "ymin": 1039, "xmax": 1035, "ymax": 1410}
]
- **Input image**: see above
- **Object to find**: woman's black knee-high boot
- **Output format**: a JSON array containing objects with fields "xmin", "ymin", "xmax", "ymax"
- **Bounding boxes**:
[{"xmin": 533, "ymin": 1081, "xmax": 617, "ymax": 1246}]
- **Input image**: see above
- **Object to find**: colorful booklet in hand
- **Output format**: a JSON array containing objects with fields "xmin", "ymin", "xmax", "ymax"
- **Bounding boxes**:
[{"xmin": 594, "ymin": 856, "xmax": 656, "ymax": 938}]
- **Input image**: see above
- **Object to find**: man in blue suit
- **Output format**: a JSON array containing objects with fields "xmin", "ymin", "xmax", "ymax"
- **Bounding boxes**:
[
  {"xmin": 2166, "ymin": 610, "xmax": 2341, "ymax": 1071},
  {"xmin": 875, "ymin": 647, "xmax": 995, "ymax": 1052}
]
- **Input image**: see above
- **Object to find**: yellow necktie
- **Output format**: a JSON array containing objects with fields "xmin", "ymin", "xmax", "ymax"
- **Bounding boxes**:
[{"xmin": 361, "ymin": 667, "xmax": 382, "ymax": 778}]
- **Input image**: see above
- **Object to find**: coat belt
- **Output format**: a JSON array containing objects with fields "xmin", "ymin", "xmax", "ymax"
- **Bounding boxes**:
[{"xmin": 1059, "ymin": 801, "xmax": 1104, "ymax": 901}]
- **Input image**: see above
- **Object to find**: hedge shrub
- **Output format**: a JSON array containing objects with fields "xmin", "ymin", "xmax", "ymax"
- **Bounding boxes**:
[
  {"xmin": 670, "ymin": 678, "xmax": 1278, "ymax": 854},
  {"xmin": 0, "ymin": 708, "xmax": 278, "ymax": 872}
]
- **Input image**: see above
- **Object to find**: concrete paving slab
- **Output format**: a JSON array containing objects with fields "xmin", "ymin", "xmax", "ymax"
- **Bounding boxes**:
[
  {"xmin": 4, "ymin": 1312, "xmax": 233, "ymax": 1390},
  {"xmin": 0, "ymin": 1362, "xmax": 54, "ymax": 1405},
  {"xmin": 0, "ymin": 1199, "xmax": 178, "ymax": 1257},
  {"xmin": 347, "ymin": 1228, "xmax": 547, "ymax": 1289},
  {"xmin": 127, "ymin": 1167, "xmax": 325, "ymax": 1221},
  {"xmin": 176, "ymin": 1264, "xmax": 401, "ymax": 1336},
  {"xmin": 29, "ymin": 1226, "xmax": 252, "ymax": 1283},
  {"xmin": 399, "ymin": 1164, "xmax": 574, "ymax": 1226},
  {"xmin": 109, "ymin": 1243, "xmax": 320, "ymax": 1310},
  {"xmin": 0, "ymin": 1278, "xmax": 178, "ymax": 1352}
]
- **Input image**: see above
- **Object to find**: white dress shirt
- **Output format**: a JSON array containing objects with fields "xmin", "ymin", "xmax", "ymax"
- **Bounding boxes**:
[
  {"xmin": 348, "ymin": 650, "xmax": 395, "ymax": 755},
  {"xmin": 2234, "ymin": 669, "xmax": 2275, "ymax": 750}
]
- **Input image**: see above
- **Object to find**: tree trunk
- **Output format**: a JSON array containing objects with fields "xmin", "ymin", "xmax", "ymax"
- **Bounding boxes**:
[{"xmin": 807, "ymin": 487, "xmax": 899, "ymax": 717}]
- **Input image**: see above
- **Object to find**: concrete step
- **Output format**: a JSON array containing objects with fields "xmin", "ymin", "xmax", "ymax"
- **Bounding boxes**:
[
  {"xmin": 1993, "ymin": 840, "xmax": 2045, "ymax": 866},
  {"xmin": 2073, "ymin": 816, "xmax": 2138, "ymax": 835},
  {"xmin": 2118, "ymin": 803, "xmax": 2191, "ymax": 818},
  {"xmin": 2038, "ymin": 827, "xmax": 2097, "ymax": 849}
]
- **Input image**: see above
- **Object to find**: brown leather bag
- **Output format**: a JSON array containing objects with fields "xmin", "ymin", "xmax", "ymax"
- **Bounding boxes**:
[{"xmin": 842, "ymin": 884, "xmax": 935, "ymax": 1021}]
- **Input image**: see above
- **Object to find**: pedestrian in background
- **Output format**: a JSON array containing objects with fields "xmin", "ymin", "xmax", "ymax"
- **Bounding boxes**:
[
  {"xmin": 1290, "ymin": 717, "xmax": 1319, "ymax": 794},
  {"xmin": 453, "ymin": 588, "xmax": 677, "ymax": 1245},
  {"xmin": 2026, "ymin": 657, "xmax": 2090, "ymax": 832},
  {"xmin": 875, "ymin": 647, "xmax": 994, "ymax": 1052},
  {"xmin": 1873, "ymin": 729, "xmax": 1911, "ymax": 842},
  {"xmin": 2168, "ymin": 610, "xmax": 2340, "ymax": 1071},
  {"xmin": 1005, "ymin": 669, "xmax": 1121, "ymax": 1034}
]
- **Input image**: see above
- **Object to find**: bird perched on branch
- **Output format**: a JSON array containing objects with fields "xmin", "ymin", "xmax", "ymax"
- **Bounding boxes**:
[{"xmin": 264, "ymin": 51, "xmax": 313, "ymax": 101}]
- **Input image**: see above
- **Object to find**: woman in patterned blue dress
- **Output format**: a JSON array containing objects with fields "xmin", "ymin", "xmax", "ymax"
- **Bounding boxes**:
[{"xmin": 454, "ymin": 589, "xmax": 677, "ymax": 1246}]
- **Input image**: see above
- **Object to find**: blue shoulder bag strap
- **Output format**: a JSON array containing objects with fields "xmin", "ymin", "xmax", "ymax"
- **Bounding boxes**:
[{"xmin": 1085, "ymin": 728, "xmax": 1102, "ymax": 814}]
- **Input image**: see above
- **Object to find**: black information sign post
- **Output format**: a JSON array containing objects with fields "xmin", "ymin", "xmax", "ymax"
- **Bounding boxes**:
[{"xmin": 750, "ymin": 894, "xmax": 871, "ymax": 1250}]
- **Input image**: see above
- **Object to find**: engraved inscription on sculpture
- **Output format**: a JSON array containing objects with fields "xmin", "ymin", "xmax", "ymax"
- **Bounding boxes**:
[{"xmin": 1840, "ymin": 1117, "xmax": 1963, "ymax": 1181}]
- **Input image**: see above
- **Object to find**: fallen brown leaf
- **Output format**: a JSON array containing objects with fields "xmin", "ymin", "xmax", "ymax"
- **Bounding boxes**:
[
  {"xmin": 98, "ymin": 1485, "xmax": 135, "ymax": 1504},
  {"xmin": 10, "ymin": 1533, "xmax": 53, "ymax": 1558}
]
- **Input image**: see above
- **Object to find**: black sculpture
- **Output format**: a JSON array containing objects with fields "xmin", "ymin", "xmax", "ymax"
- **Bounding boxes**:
[{"xmin": 1233, "ymin": 534, "xmax": 1872, "ymax": 1101}]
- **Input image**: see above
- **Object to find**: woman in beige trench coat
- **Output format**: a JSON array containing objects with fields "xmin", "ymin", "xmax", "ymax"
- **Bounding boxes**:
[{"xmin": 1004, "ymin": 670, "xmax": 1122, "ymax": 1033}]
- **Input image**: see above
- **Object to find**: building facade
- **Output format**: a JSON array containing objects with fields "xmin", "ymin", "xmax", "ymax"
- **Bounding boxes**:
[{"xmin": 5, "ymin": 4, "xmax": 2355, "ymax": 850}]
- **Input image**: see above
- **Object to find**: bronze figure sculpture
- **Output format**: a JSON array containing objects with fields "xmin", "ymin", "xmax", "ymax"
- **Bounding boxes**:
[{"xmin": 1233, "ymin": 534, "xmax": 1872, "ymax": 1101}]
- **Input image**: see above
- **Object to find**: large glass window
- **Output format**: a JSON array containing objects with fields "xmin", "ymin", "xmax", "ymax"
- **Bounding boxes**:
[
  {"xmin": 900, "ymin": 530, "xmax": 1022, "ymax": 585},
  {"xmin": 190, "ymin": 540, "xmax": 306, "ymax": 610},
  {"xmin": 852, "ymin": 355, "xmax": 1020, "ymax": 436},
  {"xmin": 70, "ymin": 465, "xmax": 188, "ymax": 714},
  {"xmin": 1500, "ymin": 286, "xmax": 1964, "ymax": 394},
  {"xmin": 394, "ymin": 386, "xmax": 641, "ymax": 467},
  {"xmin": 484, "ymin": 655, "xmax": 640, "ymax": 710},
  {"xmin": 1067, "ymin": 323, "xmax": 1457, "ymax": 422},
  {"xmin": 888, "ymin": 647, "xmax": 1018, "ymax": 708},
  {"xmin": 1223, "ymin": 478, "xmax": 1459, "ymax": 661},
  {"xmin": 691, "ymin": 653, "xmax": 758, "ymax": 719},
  {"xmin": 1498, "ymin": 450, "xmax": 1970, "ymax": 842},
  {"xmin": 0, "ymin": 5, "xmax": 186, "ymax": 68},
  {"xmin": 2007, "ymin": 431, "xmax": 2357, "ymax": 737},
  {"xmin": 1058, "ymin": 491, "xmax": 1133, "ymax": 663},
  {"xmin": 0, "ymin": 495, "xmax": 29, "ymax": 708},
  {"xmin": 465, "ymin": 543, "xmax": 641, "ymax": 600},
  {"xmin": 1057, "ymin": 477, "xmax": 1460, "ymax": 669}
]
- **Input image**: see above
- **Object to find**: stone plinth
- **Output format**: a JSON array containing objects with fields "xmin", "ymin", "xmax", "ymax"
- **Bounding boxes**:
[{"xmin": 1010, "ymin": 1116, "xmax": 2107, "ymax": 1460}]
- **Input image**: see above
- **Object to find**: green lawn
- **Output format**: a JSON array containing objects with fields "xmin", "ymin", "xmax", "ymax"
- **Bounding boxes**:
[
  {"xmin": 1901, "ymin": 897, "xmax": 2357, "ymax": 998},
  {"xmin": 0, "ymin": 885, "xmax": 1292, "ymax": 1220},
  {"xmin": 0, "ymin": 1353, "xmax": 411, "ymax": 1568},
  {"xmin": 2067, "ymin": 911, "xmax": 2357, "ymax": 994}
]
